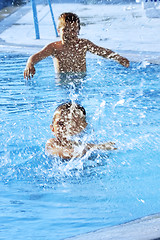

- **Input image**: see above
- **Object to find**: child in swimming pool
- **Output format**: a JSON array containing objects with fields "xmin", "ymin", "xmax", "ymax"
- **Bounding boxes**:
[
  {"xmin": 45, "ymin": 102, "xmax": 116, "ymax": 159},
  {"xmin": 24, "ymin": 12, "xmax": 129, "ymax": 79}
]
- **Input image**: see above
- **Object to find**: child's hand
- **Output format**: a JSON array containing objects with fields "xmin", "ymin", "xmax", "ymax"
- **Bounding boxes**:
[
  {"xmin": 24, "ymin": 65, "xmax": 36, "ymax": 80},
  {"xmin": 98, "ymin": 142, "xmax": 117, "ymax": 150},
  {"xmin": 119, "ymin": 57, "xmax": 130, "ymax": 68}
]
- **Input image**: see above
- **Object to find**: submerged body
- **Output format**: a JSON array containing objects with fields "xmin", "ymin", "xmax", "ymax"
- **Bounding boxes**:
[{"xmin": 45, "ymin": 102, "xmax": 116, "ymax": 159}]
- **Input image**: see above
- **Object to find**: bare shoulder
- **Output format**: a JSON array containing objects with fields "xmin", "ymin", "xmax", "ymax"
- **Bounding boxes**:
[
  {"xmin": 49, "ymin": 41, "xmax": 62, "ymax": 50},
  {"xmin": 45, "ymin": 138, "xmax": 60, "ymax": 156},
  {"xmin": 46, "ymin": 138, "xmax": 56, "ymax": 147},
  {"xmin": 78, "ymin": 38, "xmax": 92, "ymax": 45},
  {"xmin": 42, "ymin": 41, "xmax": 62, "ymax": 52},
  {"xmin": 45, "ymin": 138, "xmax": 75, "ymax": 159},
  {"xmin": 79, "ymin": 38, "xmax": 97, "ymax": 49}
]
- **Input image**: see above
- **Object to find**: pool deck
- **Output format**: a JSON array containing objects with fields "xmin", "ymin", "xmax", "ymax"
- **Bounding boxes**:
[{"xmin": 0, "ymin": 1, "xmax": 160, "ymax": 63}]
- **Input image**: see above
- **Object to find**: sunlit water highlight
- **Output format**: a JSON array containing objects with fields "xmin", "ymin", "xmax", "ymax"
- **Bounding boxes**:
[{"xmin": 0, "ymin": 53, "xmax": 160, "ymax": 240}]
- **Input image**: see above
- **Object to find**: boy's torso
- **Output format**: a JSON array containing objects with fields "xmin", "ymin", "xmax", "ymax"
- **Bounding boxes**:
[{"xmin": 51, "ymin": 39, "xmax": 88, "ymax": 73}]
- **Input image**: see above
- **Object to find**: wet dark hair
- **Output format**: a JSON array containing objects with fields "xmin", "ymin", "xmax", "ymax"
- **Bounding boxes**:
[
  {"xmin": 55, "ymin": 102, "xmax": 86, "ymax": 117},
  {"xmin": 58, "ymin": 12, "xmax": 81, "ymax": 31}
]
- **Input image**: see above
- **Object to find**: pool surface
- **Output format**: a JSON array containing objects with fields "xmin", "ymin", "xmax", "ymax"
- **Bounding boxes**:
[{"xmin": 0, "ymin": 53, "xmax": 160, "ymax": 240}]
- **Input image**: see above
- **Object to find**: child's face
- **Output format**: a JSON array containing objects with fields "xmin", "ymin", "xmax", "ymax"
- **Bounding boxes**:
[
  {"xmin": 58, "ymin": 21, "xmax": 79, "ymax": 41},
  {"xmin": 50, "ymin": 109, "xmax": 87, "ymax": 138}
]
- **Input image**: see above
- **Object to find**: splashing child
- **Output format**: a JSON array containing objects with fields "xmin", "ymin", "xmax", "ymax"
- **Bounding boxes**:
[
  {"xmin": 45, "ymin": 102, "xmax": 116, "ymax": 159},
  {"xmin": 24, "ymin": 12, "xmax": 129, "ymax": 79}
]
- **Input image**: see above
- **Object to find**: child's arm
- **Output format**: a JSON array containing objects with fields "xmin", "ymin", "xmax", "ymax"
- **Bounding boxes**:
[
  {"xmin": 24, "ymin": 43, "xmax": 55, "ymax": 79},
  {"xmin": 86, "ymin": 40, "xmax": 129, "ymax": 68},
  {"xmin": 45, "ymin": 139, "xmax": 117, "ymax": 159},
  {"xmin": 86, "ymin": 141, "xmax": 117, "ymax": 151}
]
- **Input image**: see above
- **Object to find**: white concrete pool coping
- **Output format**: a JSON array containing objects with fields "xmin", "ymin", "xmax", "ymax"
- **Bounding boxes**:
[
  {"xmin": 0, "ymin": 2, "xmax": 160, "ymax": 64},
  {"xmin": 64, "ymin": 213, "xmax": 160, "ymax": 240}
]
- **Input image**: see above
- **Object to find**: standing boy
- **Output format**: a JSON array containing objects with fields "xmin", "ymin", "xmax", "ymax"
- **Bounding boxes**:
[{"xmin": 24, "ymin": 12, "xmax": 129, "ymax": 79}]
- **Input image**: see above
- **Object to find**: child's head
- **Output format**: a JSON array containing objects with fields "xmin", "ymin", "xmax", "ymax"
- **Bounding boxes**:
[
  {"xmin": 50, "ymin": 102, "xmax": 87, "ymax": 138},
  {"xmin": 58, "ymin": 12, "xmax": 80, "ymax": 40}
]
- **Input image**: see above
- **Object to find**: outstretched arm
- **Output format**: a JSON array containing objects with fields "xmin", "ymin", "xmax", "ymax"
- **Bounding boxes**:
[
  {"xmin": 86, "ymin": 141, "xmax": 117, "ymax": 151},
  {"xmin": 45, "ymin": 139, "xmax": 117, "ymax": 160},
  {"xmin": 86, "ymin": 40, "xmax": 129, "ymax": 68},
  {"xmin": 24, "ymin": 43, "xmax": 54, "ymax": 79}
]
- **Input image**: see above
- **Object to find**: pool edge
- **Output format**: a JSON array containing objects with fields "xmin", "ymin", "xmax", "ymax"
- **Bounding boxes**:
[{"xmin": 64, "ymin": 213, "xmax": 160, "ymax": 240}]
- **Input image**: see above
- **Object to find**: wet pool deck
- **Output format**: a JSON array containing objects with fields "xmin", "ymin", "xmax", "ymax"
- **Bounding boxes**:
[
  {"xmin": 0, "ymin": 2, "xmax": 160, "ymax": 240},
  {"xmin": 0, "ymin": 1, "xmax": 160, "ymax": 63}
]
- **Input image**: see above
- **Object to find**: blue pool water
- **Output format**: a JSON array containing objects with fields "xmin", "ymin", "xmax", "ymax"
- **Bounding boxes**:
[{"xmin": 0, "ymin": 53, "xmax": 160, "ymax": 240}]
